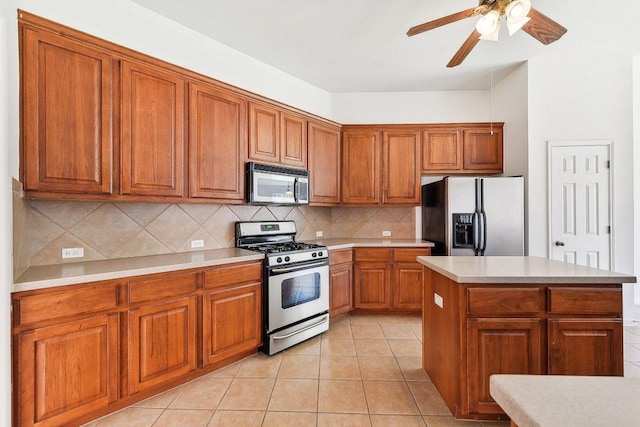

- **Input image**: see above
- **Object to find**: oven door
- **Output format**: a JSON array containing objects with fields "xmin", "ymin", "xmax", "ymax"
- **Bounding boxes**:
[{"xmin": 266, "ymin": 260, "xmax": 329, "ymax": 333}]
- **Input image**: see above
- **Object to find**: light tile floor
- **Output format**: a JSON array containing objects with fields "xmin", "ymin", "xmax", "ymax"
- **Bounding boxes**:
[{"xmin": 84, "ymin": 317, "xmax": 640, "ymax": 427}]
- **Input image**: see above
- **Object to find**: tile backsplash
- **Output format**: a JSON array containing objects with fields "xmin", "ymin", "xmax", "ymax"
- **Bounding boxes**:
[{"xmin": 12, "ymin": 184, "xmax": 416, "ymax": 278}]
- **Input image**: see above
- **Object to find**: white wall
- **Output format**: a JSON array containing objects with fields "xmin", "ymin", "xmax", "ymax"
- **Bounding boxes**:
[
  {"xmin": 527, "ymin": 54, "xmax": 636, "ymax": 321},
  {"xmin": 332, "ymin": 90, "xmax": 490, "ymax": 124},
  {"xmin": 634, "ymin": 56, "xmax": 640, "ymax": 309}
]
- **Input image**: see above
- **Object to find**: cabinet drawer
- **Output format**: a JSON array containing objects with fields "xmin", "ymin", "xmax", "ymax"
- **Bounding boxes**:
[
  {"xmin": 128, "ymin": 272, "xmax": 198, "ymax": 304},
  {"xmin": 204, "ymin": 261, "xmax": 262, "ymax": 290},
  {"xmin": 393, "ymin": 248, "xmax": 431, "ymax": 262},
  {"xmin": 14, "ymin": 282, "xmax": 119, "ymax": 326},
  {"xmin": 467, "ymin": 287, "xmax": 543, "ymax": 315},
  {"xmin": 329, "ymin": 249, "xmax": 353, "ymax": 265},
  {"xmin": 354, "ymin": 248, "xmax": 392, "ymax": 262},
  {"xmin": 548, "ymin": 287, "xmax": 622, "ymax": 315}
]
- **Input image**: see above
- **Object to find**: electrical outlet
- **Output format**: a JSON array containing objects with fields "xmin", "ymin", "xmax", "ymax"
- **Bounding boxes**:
[
  {"xmin": 315, "ymin": 231, "xmax": 323, "ymax": 237},
  {"xmin": 382, "ymin": 230, "xmax": 392, "ymax": 237},
  {"xmin": 61, "ymin": 247, "xmax": 84, "ymax": 259},
  {"xmin": 434, "ymin": 293, "xmax": 444, "ymax": 308},
  {"xmin": 191, "ymin": 239, "xmax": 204, "ymax": 248}
]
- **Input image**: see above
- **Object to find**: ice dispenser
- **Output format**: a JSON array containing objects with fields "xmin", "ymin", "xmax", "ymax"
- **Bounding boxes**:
[{"xmin": 452, "ymin": 213, "xmax": 474, "ymax": 248}]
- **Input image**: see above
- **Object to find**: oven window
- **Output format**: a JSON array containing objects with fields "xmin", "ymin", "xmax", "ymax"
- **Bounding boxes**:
[{"xmin": 281, "ymin": 272, "xmax": 321, "ymax": 309}]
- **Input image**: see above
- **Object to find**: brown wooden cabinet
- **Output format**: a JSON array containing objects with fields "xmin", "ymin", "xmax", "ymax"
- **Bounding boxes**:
[
  {"xmin": 248, "ymin": 102, "xmax": 308, "ymax": 168},
  {"xmin": 21, "ymin": 27, "xmax": 114, "ymax": 195},
  {"xmin": 188, "ymin": 82, "xmax": 247, "ymax": 200},
  {"xmin": 121, "ymin": 60, "xmax": 185, "ymax": 197},
  {"xmin": 308, "ymin": 121, "xmax": 341, "ymax": 205},
  {"xmin": 463, "ymin": 127, "xmax": 503, "ymax": 173},
  {"xmin": 328, "ymin": 249, "xmax": 353, "ymax": 317},
  {"xmin": 421, "ymin": 124, "xmax": 504, "ymax": 174},
  {"xmin": 280, "ymin": 112, "xmax": 308, "ymax": 168},
  {"xmin": 16, "ymin": 314, "xmax": 120, "ymax": 427},
  {"xmin": 128, "ymin": 297, "xmax": 197, "ymax": 394},
  {"xmin": 202, "ymin": 262, "xmax": 263, "ymax": 367},
  {"xmin": 353, "ymin": 247, "xmax": 431, "ymax": 313},
  {"xmin": 423, "ymin": 269, "xmax": 624, "ymax": 420},
  {"xmin": 341, "ymin": 130, "xmax": 381, "ymax": 204},
  {"xmin": 467, "ymin": 318, "xmax": 542, "ymax": 415},
  {"xmin": 421, "ymin": 129, "xmax": 462, "ymax": 172},
  {"xmin": 12, "ymin": 259, "xmax": 263, "ymax": 427},
  {"xmin": 382, "ymin": 130, "xmax": 421, "ymax": 204}
]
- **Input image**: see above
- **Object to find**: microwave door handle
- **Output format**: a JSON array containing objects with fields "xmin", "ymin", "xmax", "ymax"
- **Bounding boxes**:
[{"xmin": 294, "ymin": 178, "xmax": 300, "ymax": 203}]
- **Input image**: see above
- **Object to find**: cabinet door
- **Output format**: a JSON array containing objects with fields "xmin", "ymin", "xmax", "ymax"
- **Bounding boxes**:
[
  {"xmin": 421, "ymin": 129, "xmax": 462, "ymax": 172},
  {"xmin": 189, "ymin": 82, "xmax": 247, "ymax": 200},
  {"xmin": 128, "ymin": 297, "xmax": 197, "ymax": 394},
  {"xmin": 203, "ymin": 284, "xmax": 262, "ymax": 366},
  {"xmin": 17, "ymin": 314, "xmax": 119, "ymax": 427},
  {"xmin": 280, "ymin": 112, "xmax": 307, "ymax": 168},
  {"xmin": 121, "ymin": 61, "xmax": 185, "ymax": 196},
  {"xmin": 329, "ymin": 262, "xmax": 353, "ymax": 317},
  {"xmin": 342, "ymin": 130, "xmax": 380, "ymax": 204},
  {"xmin": 393, "ymin": 262, "xmax": 423, "ymax": 311},
  {"xmin": 467, "ymin": 318, "xmax": 542, "ymax": 415},
  {"xmin": 548, "ymin": 318, "xmax": 623, "ymax": 376},
  {"xmin": 353, "ymin": 262, "xmax": 390, "ymax": 309},
  {"xmin": 248, "ymin": 101, "xmax": 280, "ymax": 164},
  {"xmin": 383, "ymin": 130, "xmax": 420, "ymax": 204},
  {"xmin": 22, "ymin": 28, "xmax": 113, "ymax": 195},
  {"xmin": 308, "ymin": 121, "xmax": 341, "ymax": 205},
  {"xmin": 462, "ymin": 128, "xmax": 503, "ymax": 172}
]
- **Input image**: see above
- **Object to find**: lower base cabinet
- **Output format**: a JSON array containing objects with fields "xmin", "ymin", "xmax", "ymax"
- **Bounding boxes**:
[
  {"xmin": 12, "ymin": 260, "xmax": 263, "ymax": 427},
  {"xmin": 16, "ymin": 314, "xmax": 120, "ymax": 427},
  {"xmin": 128, "ymin": 297, "xmax": 197, "ymax": 394},
  {"xmin": 423, "ymin": 269, "xmax": 624, "ymax": 420},
  {"xmin": 329, "ymin": 249, "xmax": 354, "ymax": 317},
  {"xmin": 353, "ymin": 247, "xmax": 431, "ymax": 313},
  {"xmin": 203, "ymin": 283, "xmax": 262, "ymax": 366}
]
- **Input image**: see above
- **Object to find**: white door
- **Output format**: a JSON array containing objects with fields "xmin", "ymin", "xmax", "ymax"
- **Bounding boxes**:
[{"xmin": 549, "ymin": 143, "xmax": 612, "ymax": 269}]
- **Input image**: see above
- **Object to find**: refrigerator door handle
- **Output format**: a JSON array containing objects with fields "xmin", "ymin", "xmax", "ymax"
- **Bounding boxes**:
[
  {"xmin": 479, "ymin": 179, "xmax": 487, "ymax": 255},
  {"xmin": 473, "ymin": 178, "xmax": 481, "ymax": 256}
]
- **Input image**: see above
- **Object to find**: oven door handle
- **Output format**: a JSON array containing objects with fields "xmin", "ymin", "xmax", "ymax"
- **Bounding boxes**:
[
  {"xmin": 272, "ymin": 316, "xmax": 329, "ymax": 340},
  {"xmin": 270, "ymin": 261, "xmax": 327, "ymax": 274}
]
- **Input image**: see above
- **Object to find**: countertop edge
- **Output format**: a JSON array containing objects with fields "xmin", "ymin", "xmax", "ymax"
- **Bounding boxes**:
[
  {"xmin": 417, "ymin": 256, "xmax": 636, "ymax": 284},
  {"xmin": 14, "ymin": 239, "xmax": 435, "ymax": 292}
]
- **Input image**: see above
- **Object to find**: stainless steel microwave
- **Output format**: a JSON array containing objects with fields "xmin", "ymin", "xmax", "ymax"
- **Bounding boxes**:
[{"xmin": 246, "ymin": 162, "xmax": 309, "ymax": 205}]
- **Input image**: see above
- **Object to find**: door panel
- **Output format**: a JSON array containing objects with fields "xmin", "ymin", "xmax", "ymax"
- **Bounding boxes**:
[
  {"xmin": 480, "ymin": 177, "xmax": 525, "ymax": 256},
  {"xmin": 549, "ymin": 144, "xmax": 611, "ymax": 269}
]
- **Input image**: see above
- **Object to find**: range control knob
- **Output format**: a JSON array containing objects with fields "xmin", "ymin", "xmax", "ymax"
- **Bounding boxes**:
[
  {"xmin": 276, "ymin": 257, "xmax": 283, "ymax": 263},
  {"xmin": 312, "ymin": 252, "xmax": 317, "ymax": 258},
  {"xmin": 318, "ymin": 251, "xmax": 324, "ymax": 257},
  {"xmin": 284, "ymin": 256, "xmax": 290, "ymax": 262}
]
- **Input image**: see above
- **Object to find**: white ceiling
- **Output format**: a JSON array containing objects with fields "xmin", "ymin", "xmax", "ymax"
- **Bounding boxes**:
[{"xmin": 131, "ymin": 0, "xmax": 640, "ymax": 93}]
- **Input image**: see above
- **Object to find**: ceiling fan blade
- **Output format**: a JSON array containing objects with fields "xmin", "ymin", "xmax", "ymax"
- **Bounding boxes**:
[
  {"xmin": 521, "ymin": 7, "xmax": 567, "ymax": 45},
  {"xmin": 407, "ymin": 7, "xmax": 478, "ymax": 37},
  {"xmin": 447, "ymin": 29, "xmax": 481, "ymax": 68}
]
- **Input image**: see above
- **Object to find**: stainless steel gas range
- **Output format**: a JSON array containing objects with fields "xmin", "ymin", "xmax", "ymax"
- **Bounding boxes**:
[{"xmin": 235, "ymin": 221, "xmax": 329, "ymax": 355}]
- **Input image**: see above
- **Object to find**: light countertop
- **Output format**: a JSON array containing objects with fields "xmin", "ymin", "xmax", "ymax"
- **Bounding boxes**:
[
  {"xmin": 490, "ymin": 374, "xmax": 640, "ymax": 427},
  {"xmin": 13, "ymin": 248, "xmax": 263, "ymax": 293},
  {"xmin": 14, "ymin": 239, "xmax": 435, "ymax": 293},
  {"xmin": 417, "ymin": 256, "xmax": 636, "ymax": 284},
  {"xmin": 310, "ymin": 238, "xmax": 434, "ymax": 250}
]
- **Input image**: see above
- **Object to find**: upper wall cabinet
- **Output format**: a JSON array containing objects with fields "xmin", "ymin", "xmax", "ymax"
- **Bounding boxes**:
[
  {"xmin": 121, "ymin": 61, "xmax": 185, "ymax": 197},
  {"xmin": 421, "ymin": 124, "xmax": 504, "ymax": 174},
  {"xmin": 21, "ymin": 27, "xmax": 114, "ymax": 195},
  {"xmin": 248, "ymin": 101, "xmax": 308, "ymax": 169},
  {"xmin": 188, "ymin": 82, "xmax": 247, "ymax": 201},
  {"xmin": 382, "ymin": 130, "xmax": 420, "ymax": 204},
  {"xmin": 341, "ymin": 130, "xmax": 381, "ymax": 204},
  {"xmin": 308, "ymin": 121, "xmax": 341, "ymax": 205}
]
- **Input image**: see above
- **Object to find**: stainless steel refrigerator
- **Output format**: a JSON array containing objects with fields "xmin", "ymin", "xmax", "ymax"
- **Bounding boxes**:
[{"xmin": 421, "ymin": 176, "xmax": 524, "ymax": 256}]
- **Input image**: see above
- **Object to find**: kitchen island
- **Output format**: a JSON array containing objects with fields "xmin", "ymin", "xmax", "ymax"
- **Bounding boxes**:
[{"xmin": 416, "ymin": 256, "xmax": 636, "ymax": 421}]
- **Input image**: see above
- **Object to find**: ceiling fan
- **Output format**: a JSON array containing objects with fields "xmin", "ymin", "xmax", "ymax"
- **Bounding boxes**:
[{"xmin": 407, "ymin": 0, "xmax": 567, "ymax": 68}]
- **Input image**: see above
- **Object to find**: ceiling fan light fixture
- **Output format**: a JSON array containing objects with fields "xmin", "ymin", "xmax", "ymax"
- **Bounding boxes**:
[
  {"xmin": 476, "ymin": 10, "xmax": 500, "ymax": 36},
  {"xmin": 505, "ymin": 0, "xmax": 532, "ymax": 21},
  {"xmin": 506, "ymin": 16, "xmax": 531, "ymax": 35},
  {"xmin": 480, "ymin": 20, "xmax": 501, "ymax": 41}
]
